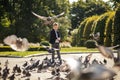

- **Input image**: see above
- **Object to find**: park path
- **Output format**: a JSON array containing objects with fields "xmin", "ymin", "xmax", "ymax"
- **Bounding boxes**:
[{"xmin": 0, "ymin": 53, "xmax": 120, "ymax": 80}]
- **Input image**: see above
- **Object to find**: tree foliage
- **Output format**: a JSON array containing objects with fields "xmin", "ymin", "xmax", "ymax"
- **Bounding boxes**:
[
  {"xmin": 114, "ymin": 4, "xmax": 120, "ymax": 45},
  {"xmin": 76, "ymin": 11, "xmax": 115, "ymax": 46},
  {"xmin": 70, "ymin": 0, "xmax": 111, "ymax": 29},
  {"xmin": 0, "ymin": 0, "xmax": 70, "ymax": 43}
]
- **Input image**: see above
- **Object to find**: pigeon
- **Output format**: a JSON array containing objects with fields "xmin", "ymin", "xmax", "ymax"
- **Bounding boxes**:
[
  {"xmin": 63, "ymin": 57, "xmax": 83, "ymax": 80},
  {"xmin": 2, "ymin": 66, "xmax": 10, "ymax": 80},
  {"xmin": 8, "ymin": 73, "xmax": 15, "ymax": 80},
  {"xmin": 92, "ymin": 59, "xmax": 99, "ymax": 65},
  {"xmin": 22, "ymin": 70, "xmax": 31, "ymax": 77},
  {"xmin": 0, "ymin": 66, "xmax": 2, "ymax": 71},
  {"xmin": 23, "ymin": 61, "xmax": 28, "ymax": 67},
  {"xmin": 94, "ymin": 41, "xmax": 114, "ymax": 59},
  {"xmin": 51, "ymin": 67, "xmax": 60, "ymax": 76},
  {"xmin": 12, "ymin": 64, "xmax": 18, "ymax": 73},
  {"xmin": 3, "ymin": 66, "xmax": 10, "ymax": 74},
  {"xmin": 103, "ymin": 59, "xmax": 107, "ymax": 64},
  {"xmin": 32, "ymin": 11, "xmax": 64, "ymax": 25},
  {"xmin": 37, "ymin": 62, "xmax": 43, "ymax": 73},
  {"xmin": 84, "ymin": 53, "xmax": 92, "ymax": 68},
  {"xmin": 0, "ymin": 72, "xmax": 2, "ymax": 78},
  {"xmin": 25, "ymin": 71, "xmax": 31, "ymax": 77},
  {"xmin": 4, "ymin": 35, "xmax": 29, "ymax": 51},
  {"xmin": 90, "ymin": 32, "xmax": 100, "ymax": 41},
  {"xmin": 41, "ymin": 45, "xmax": 59, "ymax": 54},
  {"xmin": 16, "ymin": 67, "xmax": 21, "ymax": 73},
  {"xmin": 79, "ymin": 64, "xmax": 116, "ymax": 80},
  {"xmin": 113, "ymin": 49, "xmax": 120, "ymax": 67},
  {"xmin": 4, "ymin": 60, "xmax": 9, "ymax": 67}
]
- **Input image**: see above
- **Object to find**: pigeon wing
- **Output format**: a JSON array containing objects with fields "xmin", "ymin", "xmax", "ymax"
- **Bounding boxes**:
[
  {"xmin": 32, "ymin": 11, "xmax": 48, "ymax": 21},
  {"xmin": 98, "ymin": 46, "xmax": 114, "ymax": 59},
  {"xmin": 52, "ymin": 12, "xmax": 65, "ymax": 18},
  {"xmin": 20, "ymin": 38, "xmax": 29, "ymax": 51},
  {"xmin": 4, "ymin": 35, "xmax": 17, "ymax": 45}
]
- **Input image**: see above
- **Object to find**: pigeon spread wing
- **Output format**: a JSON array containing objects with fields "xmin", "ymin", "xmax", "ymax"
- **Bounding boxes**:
[
  {"xmin": 32, "ymin": 11, "xmax": 48, "ymax": 21},
  {"xmin": 4, "ymin": 35, "xmax": 17, "ymax": 45},
  {"xmin": 4, "ymin": 35, "xmax": 29, "ymax": 51},
  {"xmin": 52, "ymin": 12, "xmax": 65, "ymax": 18},
  {"xmin": 98, "ymin": 46, "xmax": 114, "ymax": 59},
  {"xmin": 80, "ymin": 64, "xmax": 116, "ymax": 80}
]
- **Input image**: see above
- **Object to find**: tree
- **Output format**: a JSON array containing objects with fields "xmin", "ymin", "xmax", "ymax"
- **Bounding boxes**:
[
  {"xmin": 104, "ymin": 12, "xmax": 115, "ymax": 46},
  {"xmin": 70, "ymin": 0, "xmax": 111, "ymax": 29},
  {"xmin": 92, "ymin": 12, "xmax": 112, "ymax": 45},
  {"xmin": 0, "ymin": 0, "xmax": 70, "ymax": 43},
  {"xmin": 114, "ymin": 4, "xmax": 120, "ymax": 45},
  {"xmin": 83, "ymin": 16, "xmax": 99, "ymax": 40}
]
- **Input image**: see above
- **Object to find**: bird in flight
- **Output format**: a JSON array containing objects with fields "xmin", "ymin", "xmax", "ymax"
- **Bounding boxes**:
[
  {"xmin": 32, "ymin": 11, "xmax": 65, "ymax": 25},
  {"xmin": 4, "ymin": 35, "xmax": 29, "ymax": 51}
]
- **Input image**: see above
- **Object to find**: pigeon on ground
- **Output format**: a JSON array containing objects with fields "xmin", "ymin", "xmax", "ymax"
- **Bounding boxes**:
[
  {"xmin": 103, "ymin": 59, "xmax": 107, "ymax": 64},
  {"xmin": 8, "ymin": 73, "xmax": 15, "ymax": 80},
  {"xmin": 13, "ymin": 64, "xmax": 18, "ymax": 73},
  {"xmin": 2, "ymin": 66, "xmax": 10, "ymax": 80},
  {"xmin": 4, "ymin": 60, "xmax": 9, "ymax": 67},
  {"xmin": 23, "ymin": 61, "xmax": 28, "ymax": 67}
]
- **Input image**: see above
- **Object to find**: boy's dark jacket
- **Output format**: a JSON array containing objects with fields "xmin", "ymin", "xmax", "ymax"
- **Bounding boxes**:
[{"xmin": 49, "ymin": 29, "xmax": 60, "ymax": 44}]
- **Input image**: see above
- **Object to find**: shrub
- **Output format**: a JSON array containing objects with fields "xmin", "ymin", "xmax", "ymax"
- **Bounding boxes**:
[
  {"xmin": 0, "ymin": 46, "xmax": 46, "ymax": 51},
  {"xmin": 84, "ymin": 40, "xmax": 96, "ymax": 48},
  {"xmin": 60, "ymin": 42, "xmax": 72, "ymax": 48},
  {"xmin": 114, "ymin": 5, "xmax": 120, "ymax": 45},
  {"xmin": 40, "ymin": 41, "xmax": 50, "ymax": 46},
  {"xmin": 92, "ymin": 12, "xmax": 111, "ymax": 45}
]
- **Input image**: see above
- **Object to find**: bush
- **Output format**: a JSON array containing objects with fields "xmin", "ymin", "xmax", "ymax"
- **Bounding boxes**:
[
  {"xmin": 114, "ymin": 5, "xmax": 120, "ymax": 45},
  {"xmin": 84, "ymin": 40, "xmax": 96, "ymax": 48},
  {"xmin": 0, "ymin": 46, "xmax": 47, "ymax": 51},
  {"xmin": 40, "ymin": 41, "xmax": 50, "ymax": 46},
  {"xmin": 60, "ymin": 42, "xmax": 72, "ymax": 48}
]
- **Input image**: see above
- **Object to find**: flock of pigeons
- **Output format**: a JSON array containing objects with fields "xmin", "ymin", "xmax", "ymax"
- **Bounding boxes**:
[
  {"xmin": 0, "ymin": 49, "xmax": 119, "ymax": 80},
  {"xmin": 1, "ymin": 29, "xmax": 120, "ymax": 80}
]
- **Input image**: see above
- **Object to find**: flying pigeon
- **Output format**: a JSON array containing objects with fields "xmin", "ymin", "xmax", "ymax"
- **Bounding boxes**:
[
  {"xmin": 90, "ymin": 32, "xmax": 100, "ymax": 41},
  {"xmin": 32, "ymin": 11, "xmax": 65, "ymax": 25},
  {"xmin": 94, "ymin": 41, "xmax": 114, "ymax": 59},
  {"xmin": 4, "ymin": 35, "xmax": 29, "ymax": 51},
  {"xmin": 79, "ymin": 64, "xmax": 116, "ymax": 80}
]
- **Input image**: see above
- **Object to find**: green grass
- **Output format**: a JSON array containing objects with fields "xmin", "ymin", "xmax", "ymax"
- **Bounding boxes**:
[
  {"xmin": 0, "ymin": 51, "xmax": 46, "ymax": 57},
  {"xmin": 0, "ymin": 47, "xmax": 99, "ymax": 57},
  {"xmin": 61, "ymin": 47, "xmax": 98, "ymax": 52}
]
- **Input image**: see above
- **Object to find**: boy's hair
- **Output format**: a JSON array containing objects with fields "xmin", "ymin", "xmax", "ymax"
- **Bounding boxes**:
[{"xmin": 53, "ymin": 22, "xmax": 58, "ymax": 26}]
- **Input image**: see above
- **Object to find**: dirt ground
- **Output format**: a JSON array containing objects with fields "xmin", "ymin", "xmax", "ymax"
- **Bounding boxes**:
[{"xmin": 0, "ymin": 53, "xmax": 120, "ymax": 80}]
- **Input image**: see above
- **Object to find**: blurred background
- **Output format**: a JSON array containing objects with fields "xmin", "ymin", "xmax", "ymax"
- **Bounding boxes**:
[{"xmin": 0, "ymin": 0, "xmax": 120, "ymax": 47}]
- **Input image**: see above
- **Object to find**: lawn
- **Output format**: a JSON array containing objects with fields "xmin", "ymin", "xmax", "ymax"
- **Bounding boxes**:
[{"xmin": 0, "ymin": 47, "xmax": 99, "ymax": 57}]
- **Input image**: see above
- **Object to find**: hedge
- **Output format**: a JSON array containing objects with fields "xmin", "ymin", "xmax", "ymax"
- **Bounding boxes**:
[
  {"xmin": 77, "ymin": 18, "xmax": 89, "ymax": 46},
  {"xmin": 84, "ymin": 40, "xmax": 96, "ymax": 48},
  {"xmin": 83, "ymin": 16, "xmax": 99, "ymax": 40},
  {"xmin": 104, "ymin": 12, "xmax": 115, "ymax": 46},
  {"xmin": 0, "ymin": 46, "xmax": 46, "ymax": 51},
  {"xmin": 114, "ymin": 4, "xmax": 120, "ymax": 45},
  {"xmin": 92, "ymin": 12, "xmax": 111, "ymax": 45}
]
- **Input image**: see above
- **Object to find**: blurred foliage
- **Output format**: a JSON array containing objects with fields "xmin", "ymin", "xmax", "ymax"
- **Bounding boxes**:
[
  {"xmin": 114, "ymin": 4, "xmax": 120, "ymax": 45},
  {"xmin": 0, "ymin": 0, "xmax": 120, "ymax": 47},
  {"xmin": 85, "ymin": 40, "xmax": 96, "ymax": 48},
  {"xmin": 77, "ymin": 11, "xmax": 116, "ymax": 46},
  {"xmin": 70, "ymin": 0, "xmax": 111, "ymax": 29},
  {"xmin": 0, "ymin": 0, "xmax": 70, "ymax": 43}
]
